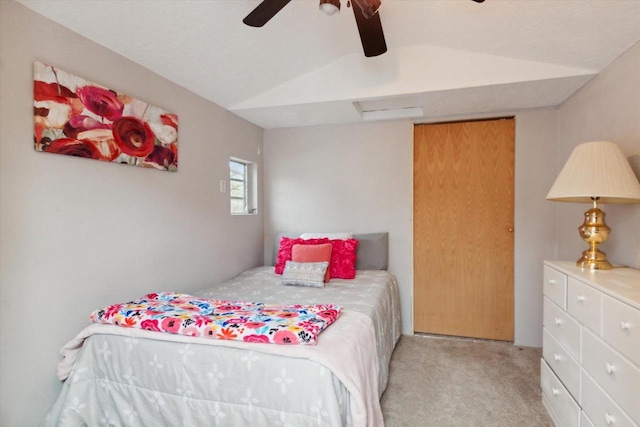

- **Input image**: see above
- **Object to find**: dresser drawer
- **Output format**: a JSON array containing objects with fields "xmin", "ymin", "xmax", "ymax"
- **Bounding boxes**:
[
  {"xmin": 543, "ymin": 328, "xmax": 580, "ymax": 400},
  {"xmin": 602, "ymin": 295, "xmax": 640, "ymax": 366},
  {"xmin": 544, "ymin": 266, "xmax": 568, "ymax": 309},
  {"xmin": 582, "ymin": 328, "xmax": 640, "ymax": 425},
  {"xmin": 541, "ymin": 359, "xmax": 580, "ymax": 427},
  {"xmin": 567, "ymin": 277, "xmax": 602, "ymax": 335},
  {"xmin": 581, "ymin": 371, "xmax": 636, "ymax": 427},
  {"xmin": 544, "ymin": 297, "xmax": 581, "ymax": 360}
]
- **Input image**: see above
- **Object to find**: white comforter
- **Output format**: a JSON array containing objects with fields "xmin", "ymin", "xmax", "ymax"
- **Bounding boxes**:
[
  {"xmin": 42, "ymin": 267, "xmax": 401, "ymax": 427},
  {"xmin": 54, "ymin": 311, "xmax": 382, "ymax": 426}
]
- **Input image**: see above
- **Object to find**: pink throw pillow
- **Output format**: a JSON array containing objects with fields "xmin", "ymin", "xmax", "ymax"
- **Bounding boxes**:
[
  {"xmin": 292, "ymin": 243, "xmax": 333, "ymax": 283},
  {"xmin": 275, "ymin": 237, "xmax": 330, "ymax": 275},
  {"xmin": 329, "ymin": 238, "xmax": 359, "ymax": 279},
  {"xmin": 275, "ymin": 237, "xmax": 359, "ymax": 280}
]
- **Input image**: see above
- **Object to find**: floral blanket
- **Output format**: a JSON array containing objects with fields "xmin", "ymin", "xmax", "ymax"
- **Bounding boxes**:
[{"xmin": 89, "ymin": 292, "xmax": 342, "ymax": 345}]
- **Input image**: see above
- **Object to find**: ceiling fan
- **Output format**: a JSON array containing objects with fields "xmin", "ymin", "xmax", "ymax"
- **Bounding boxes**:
[{"xmin": 243, "ymin": 0, "xmax": 485, "ymax": 58}]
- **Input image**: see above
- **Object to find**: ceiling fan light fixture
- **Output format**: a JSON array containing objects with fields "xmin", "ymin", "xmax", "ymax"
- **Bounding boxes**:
[{"xmin": 319, "ymin": 0, "xmax": 341, "ymax": 16}]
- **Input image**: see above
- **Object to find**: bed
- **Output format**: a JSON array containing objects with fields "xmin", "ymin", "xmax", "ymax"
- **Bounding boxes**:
[{"xmin": 41, "ymin": 233, "xmax": 401, "ymax": 427}]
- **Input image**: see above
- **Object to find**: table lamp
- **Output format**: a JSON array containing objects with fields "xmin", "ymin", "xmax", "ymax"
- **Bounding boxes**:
[{"xmin": 546, "ymin": 141, "xmax": 640, "ymax": 270}]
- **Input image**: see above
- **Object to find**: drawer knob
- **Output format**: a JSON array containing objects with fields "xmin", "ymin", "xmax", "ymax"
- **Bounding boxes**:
[
  {"xmin": 605, "ymin": 413, "xmax": 615, "ymax": 425},
  {"xmin": 554, "ymin": 353, "xmax": 562, "ymax": 362},
  {"xmin": 620, "ymin": 321, "xmax": 631, "ymax": 331},
  {"xmin": 549, "ymin": 279, "xmax": 557, "ymax": 285},
  {"xmin": 577, "ymin": 295, "xmax": 586, "ymax": 302},
  {"xmin": 554, "ymin": 317, "xmax": 563, "ymax": 326},
  {"xmin": 606, "ymin": 362, "xmax": 616, "ymax": 374},
  {"xmin": 551, "ymin": 387, "xmax": 559, "ymax": 396}
]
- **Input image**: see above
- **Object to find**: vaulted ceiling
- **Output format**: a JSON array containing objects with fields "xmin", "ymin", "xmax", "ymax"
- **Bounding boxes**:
[{"xmin": 17, "ymin": 0, "xmax": 640, "ymax": 128}]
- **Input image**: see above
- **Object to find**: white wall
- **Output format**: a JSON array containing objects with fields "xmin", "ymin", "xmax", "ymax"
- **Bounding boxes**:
[
  {"xmin": 0, "ymin": 2, "xmax": 264, "ymax": 426},
  {"xmin": 263, "ymin": 111, "xmax": 558, "ymax": 346},
  {"xmin": 514, "ymin": 110, "xmax": 559, "ymax": 345},
  {"xmin": 263, "ymin": 121, "xmax": 414, "ymax": 335},
  {"xmin": 556, "ymin": 42, "xmax": 640, "ymax": 269}
]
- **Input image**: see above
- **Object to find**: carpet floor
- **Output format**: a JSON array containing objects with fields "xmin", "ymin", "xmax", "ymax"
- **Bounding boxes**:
[{"xmin": 380, "ymin": 335, "xmax": 554, "ymax": 427}]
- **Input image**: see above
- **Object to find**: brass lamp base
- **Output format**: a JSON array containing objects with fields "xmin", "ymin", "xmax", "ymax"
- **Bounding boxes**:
[
  {"xmin": 577, "ymin": 201, "xmax": 611, "ymax": 270},
  {"xmin": 576, "ymin": 248, "xmax": 612, "ymax": 270}
]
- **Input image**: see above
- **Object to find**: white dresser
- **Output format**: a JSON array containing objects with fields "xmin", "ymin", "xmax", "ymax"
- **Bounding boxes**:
[{"xmin": 541, "ymin": 261, "xmax": 640, "ymax": 427}]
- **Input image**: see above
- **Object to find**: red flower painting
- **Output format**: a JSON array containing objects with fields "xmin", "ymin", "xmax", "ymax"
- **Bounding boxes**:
[
  {"xmin": 63, "ymin": 115, "xmax": 110, "ymax": 140},
  {"xmin": 44, "ymin": 138, "xmax": 101, "ymax": 159},
  {"xmin": 33, "ymin": 61, "xmax": 178, "ymax": 172},
  {"xmin": 112, "ymin": 117, "xmax": 155, "ymax": 157},
  {"xmin": 76, "ymin": 85, "xmax": 124, "ymax": 121}
]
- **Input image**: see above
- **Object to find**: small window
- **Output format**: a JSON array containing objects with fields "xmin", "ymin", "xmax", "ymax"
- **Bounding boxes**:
[{"xmin": 229, "ymin": 158, "xmax": 257, "ymax": 215}]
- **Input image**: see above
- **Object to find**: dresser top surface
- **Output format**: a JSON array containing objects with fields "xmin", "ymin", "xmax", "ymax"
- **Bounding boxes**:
[{"xmin": 545, "ymin": 261, "xmax": 640, "ymax": 309}]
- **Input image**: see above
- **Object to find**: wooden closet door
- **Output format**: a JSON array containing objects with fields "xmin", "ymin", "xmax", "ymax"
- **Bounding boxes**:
[{"xmin": 413, "ymin": 119, "xmax": 514, "ymax": 341}]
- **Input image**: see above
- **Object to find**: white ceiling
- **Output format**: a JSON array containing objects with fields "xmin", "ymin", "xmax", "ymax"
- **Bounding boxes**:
[{"xmin": 17, "ymin": 0, "xmax": 640, "ymax": 129}]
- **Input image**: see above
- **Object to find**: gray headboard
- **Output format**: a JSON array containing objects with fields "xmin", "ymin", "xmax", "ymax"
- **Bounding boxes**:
[{"xmin": 272, "ymin": 232, "xmax": 389, "ymax": 270}]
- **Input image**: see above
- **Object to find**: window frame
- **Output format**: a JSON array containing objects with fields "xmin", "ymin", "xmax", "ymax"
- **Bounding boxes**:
[{"xmin": 229, "ymin": 157, "xmax": 257, "ymax": 215}]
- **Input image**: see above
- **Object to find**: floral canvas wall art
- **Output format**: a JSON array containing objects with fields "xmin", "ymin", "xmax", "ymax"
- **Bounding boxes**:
[{"xmin": 33, "ymin": 61, "xmax": 178, "ymax": 172}]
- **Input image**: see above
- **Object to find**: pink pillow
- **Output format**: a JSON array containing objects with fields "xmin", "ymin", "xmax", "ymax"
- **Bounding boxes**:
[
  {"xmin": 292, "ymin": 243, "xmax": 333, "ymax": 283},
  {"xmin": 275, "ymin": 237, "xmax": 330, "ymax": 274},
  {"xmin": 329, "ymin": 238, "xmax": 359, "ymax": 279},
  {"xmin": 274, "ymin": 237, "xmax": 359, "ymax": 280}
]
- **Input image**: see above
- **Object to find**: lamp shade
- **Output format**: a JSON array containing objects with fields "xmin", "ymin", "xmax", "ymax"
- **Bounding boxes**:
[{"xmin": 546, "ymin": 141, "xmax": 640, "ymax": 204}]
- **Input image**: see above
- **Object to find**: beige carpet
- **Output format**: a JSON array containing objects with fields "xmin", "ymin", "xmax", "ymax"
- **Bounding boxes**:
[{"xmin": 380, "ymin": 335, "xmax": 554, "ymax": 427}]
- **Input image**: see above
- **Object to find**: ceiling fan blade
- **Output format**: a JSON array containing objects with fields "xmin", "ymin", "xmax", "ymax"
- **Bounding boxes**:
[
  {"xmin": 352, "ymin": 3, "xmax": 387, "ymax": 57},
  {"xmin": 243, "ymin": 0, "xmax": 291, "ymax": 27}
]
